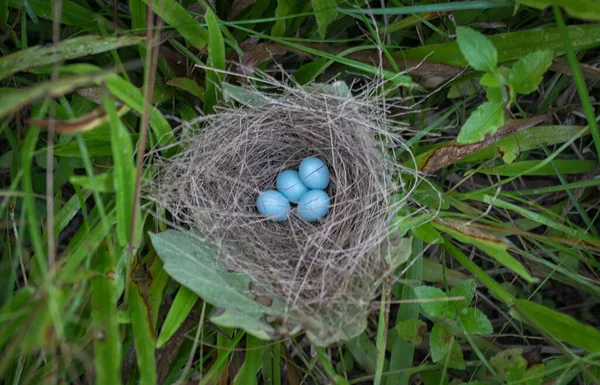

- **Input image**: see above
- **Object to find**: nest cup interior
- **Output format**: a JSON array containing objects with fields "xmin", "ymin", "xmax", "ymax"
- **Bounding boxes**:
[{"xmin": 153, "ymin": 88, "xmax": 407, "ymax": 330}]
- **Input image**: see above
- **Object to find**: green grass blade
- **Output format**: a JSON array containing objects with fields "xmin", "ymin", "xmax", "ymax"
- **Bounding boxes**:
[
  {"xmin": 92, "ymin": 244, "xmax": 122, "ymax": 385},
  {"xmin": 513, "ymin": 300, "xmax": 600, "ymax": 352},
  {"xmin": 232, "ymin": 335, "xmax": 265, "ymax": 385},
  {"xmin": 341, "ymin": 1, "xmax": 512, "ymax": 15},
  {"xmin": 387, "ymin": 239, "xmax": 423, "ymax": 385},
  {"xmin": 129, "ymin": 279, "xmax": 157, "ymax": 385},
  {"xmin": 398, "ymin": 24, "xmax": 600, "ymax": 66},
  {"xmin": 7, "ymin": 0, "xmax": 110, "ymax": 30},
  {"xmin": 156, "ymin": 286, "xmax": 198, "ymax": 348},
  {"xmin": 553, "ymin": 6, "xmax": 600, "ymax": 159},
  {"xmin": 442, "ymin": 242, "xmax": 515, "ymax": 305},
  {"xmin": 0, "ymin": 71, "xmax": 114, "ymax": 119},
  {"xmin": 0, "ymin": 35, "xmax": 144, "ymax": 80},
  {"xmin": 204, "ymin": 7, "xmax": 226, "ymax": 114},
  {"xmin": 105, "ymin": 95, "xmax": 139, "ymax": 247}
]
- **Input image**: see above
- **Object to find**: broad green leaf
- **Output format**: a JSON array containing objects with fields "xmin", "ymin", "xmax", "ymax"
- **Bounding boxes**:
[
  {"xmin": 456, "ymin": 27, "xmax": 498, "ymax": 73},
  {"xmin": 150, "ymin": 230, "xmax": 282, "ymax": 316},
  {"xmin": 312, "ymin": 0, "xmax": 337, "ymax": 38},
  {"xmin": 204, "ymin": 7, "xmax": 226, "ymax": 114},
  {"xmin": 447, "ymin": 341, "xmax": 465, "ymax": 370},
  {"xmin": 396, "ymin": 319, "xmax": 427, "ymax": 346},
  {"xmin": 448, "ymin": 279, "xmax": 475, "ymax": 311},
  {"xmin": 434, "ymin": 222, "xmax": 538, "ymax": 283},
  {"xmin": 128, "ymin": 280, "xmax": 157, "ymax": 385},
  {"xmin": 430, "ymin": 323, "xmax": 453, "ymax": 363},
  {"xmin": 480, "ymin": 72, "xmax": 502, "ymax": 87},
  {"xmin": 139, "ymin": 0, "xmax": 208, "ymax": 51},
  {"xmin": 0, "ymin": 35, "xmax": 144, "ymax": 80},
  {"xmin": 517, "ymin": 0, "xmax": 600, "ymax": 21},
  {"xmin": 509, "ymin": 50, "xmax": 554, "ymax": 95},
  {"xmin": 486, "ymin": 86, "xmax": 504, "ymax": 104},
  {"xmin": 210, "ymin": 307, "xmax": 277, "ymax": 341},
  {"xmin": 105, "ymin": 95, "xmax": 140, "ymax": 247},
  {"xmin": 413, "ymin": 286, "xmax": 448, "ymax": 317},
  {"xmin": 458, "ymin": 308, "xmax": 493, "ymax": 335},
  {"xmin": 512, "ymin": 299, "xmax": 600, "ymax": 352},
  {"xmin": 156, "ymin": 286, "xmax": 198, "ymax": 348},
  {"xmin": 490, "ymin": 348, "xmax": 527, "ymax": 383},
  {"xmin": 92, "ymin": 245, "xmax": 122, "ymax": 385},
  {"xmin": 457, "ymin": 101, "xmax": 504, "ymax": 144},
  {"xmin": 400, "ymin": 24, "xmax": 600, "ymax": 66}
]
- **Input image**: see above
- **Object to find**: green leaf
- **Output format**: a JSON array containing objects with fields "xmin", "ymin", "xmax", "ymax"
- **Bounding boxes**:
[
  {"xmin": 486, "ymin": 86, "xmax": 504, "ymax": 105},
  {"xmin": 312, "ymin": 0, "xmax": 337, "ymax": 38},
  {"xmin": 516, "ymin": 0, "xmax": 600, "ymax": 21},
  {"xmin": 480, "ymin": 72, "xmax": 502, "ymax": 87},
  {"xmin": 204, "ymin": 7, "xmax": 226, "ymax": 114},
  {"xmin": 456, "ymin": 27, "xmax": 498, "ymax": 73},
  {"xmin": 69, "ymin": 172, "xmax": 114, "ymax": 193},
  {"xmin": 512, "ymin": 299, "xmax": 600, "ymax": 352},
  {"xmin": 7, "ymin": 0, "xmax": 111, "ymax": 30},
  {"xmin": 509, "ymin": 50, "xmax": 554, "ymax": 94},
  {"xmin": 474, "ymin": 159, "xmax": 597, "ymax": 176},
  {"xmin": 139, "ymin": 0, "xmax": 208, "ymax": 51},
  {"xmin": 156, "ymin": 286, "xmax": 197, "ymax": 348},
  {"xmin": 448, "ymin": 279, "xmax": 476, "ymax": 311},
  {"xmin": 430, "ymin": 323, "xmax": 453, "ymax": 363},
  {"xmin": 395, "ymin": 319, "xmax": 427, "ymax": 346},
  {"xmin": 166, "ymin": 78, "xmax": 205, "ymax": 101},
  {"xmin": 457, "ymin": 101, "xmax": 504, "ymax": 144},
  {"xmin": 458, "ymin": 308, "xmax": 493, "ymax": 335},
  {"xmin": 271, "ymin": 0, "xmax": 291, "ymax": 37},
  {"xmin": 413, "ymin": 286, "xmax": 448, "ymax": 317}
]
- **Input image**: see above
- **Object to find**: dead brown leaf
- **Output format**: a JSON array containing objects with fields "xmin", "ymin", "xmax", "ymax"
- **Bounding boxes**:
[
  {"xmin": 421, "ymin": 115, "xmax": 549, "ymax": 173},
  {"xmin": 549, "ymin": 58, "xmax": 600, "ymax": 81}
]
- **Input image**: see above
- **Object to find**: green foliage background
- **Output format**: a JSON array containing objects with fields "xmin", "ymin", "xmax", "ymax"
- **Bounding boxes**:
[{"xmin": 1, "ymin": 0, "xmax": 600, "ymax": 384}]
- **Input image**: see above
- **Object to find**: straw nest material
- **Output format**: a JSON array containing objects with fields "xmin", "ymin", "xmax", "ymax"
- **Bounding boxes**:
[{"xmin": 151, "ymin": 81, "xmax": 420, "ymax": 341}]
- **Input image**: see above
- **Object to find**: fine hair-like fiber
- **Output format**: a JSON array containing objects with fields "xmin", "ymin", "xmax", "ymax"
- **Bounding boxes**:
[{"xmin": 150, "ymin": 80, "xmax": 421, "ymax": 341}]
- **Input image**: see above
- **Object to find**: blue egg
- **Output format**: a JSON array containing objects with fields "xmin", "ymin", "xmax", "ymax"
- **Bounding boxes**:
[
  {"xmin": 299, "ymin": 157, "xmax": 329, "ymax": 190},
  {"xmin": 256, "ymin": 190, "xmax": 291, "ymax": 222},
  {"xmin": 276, "ymin": 170, "xmax": 309, "ymax": 203},
  {"xmin": 297, "ymin": 190, "xmax": 330, "ymax": 222}
]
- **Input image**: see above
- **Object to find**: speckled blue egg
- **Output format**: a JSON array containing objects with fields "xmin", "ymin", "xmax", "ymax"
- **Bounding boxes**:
[
  {"xmin": 276, "ymin": 170, "xmax": 309, "ymax": 203},
  {"xmin": 299, "ymin": 157, "xmax": 329, "ymax": 190},
  {"xmin": 297, "ymin": 190, "xmax": 330, "ymax": 222},
  {"xmin": 256, "ymin": 190, "xmax": 291, "ymax": 222}
]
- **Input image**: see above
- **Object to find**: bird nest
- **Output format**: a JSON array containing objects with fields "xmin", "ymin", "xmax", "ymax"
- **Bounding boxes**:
[{"xmin": 150, "ymin": 80, "xmax": 421, "ymax": 344}]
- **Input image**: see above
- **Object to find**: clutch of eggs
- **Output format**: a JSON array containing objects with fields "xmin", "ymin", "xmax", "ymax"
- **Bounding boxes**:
[{"xmin": 257, "ymin": 157, "xmax": 331, "ymax": 222}]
